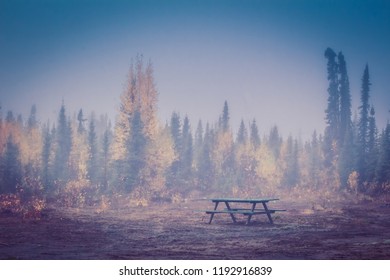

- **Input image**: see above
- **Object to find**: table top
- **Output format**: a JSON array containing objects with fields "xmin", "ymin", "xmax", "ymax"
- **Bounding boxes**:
[{"xmin": 210, "ymin": 198, "xmax": 279, "ymax": 203}]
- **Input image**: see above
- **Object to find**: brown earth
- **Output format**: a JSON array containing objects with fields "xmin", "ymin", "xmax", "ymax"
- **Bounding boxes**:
[{"xmin": 1, "ymin": 199, "xmax": 390, "ymax": 259}]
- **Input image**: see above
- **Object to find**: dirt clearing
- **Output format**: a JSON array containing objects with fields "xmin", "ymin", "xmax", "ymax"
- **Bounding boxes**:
[{"xmin": 1, "ymin": 199, "xmax": 390, "ymax": 259}]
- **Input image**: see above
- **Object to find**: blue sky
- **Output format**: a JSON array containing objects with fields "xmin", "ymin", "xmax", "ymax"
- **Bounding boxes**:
[{"xmin": 1, "ymin": 0, "xmax": 389, "ymax": 139}]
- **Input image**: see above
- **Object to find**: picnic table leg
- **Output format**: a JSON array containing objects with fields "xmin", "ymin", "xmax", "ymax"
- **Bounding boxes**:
[
  {"xmin": 246, "ymin": 202, "xmax": 257, "ymax": 225},
  {"xmin": 262, "ymin": 202, "xmax": 274, "ymax": 224},
  {"xmin": 208, "ymin": 202, "xmax": 219, "ymax": 224},
  {"xmin": 224, "ymin": 202, "xmax": 237, "ymax": 223}
]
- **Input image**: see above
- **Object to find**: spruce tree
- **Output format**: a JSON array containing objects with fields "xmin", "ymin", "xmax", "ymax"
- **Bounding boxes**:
[
  {"xmin": 42, "ymin": 122, "xmax": 52, "ymax": 189},
  {"xmin": 338, "ymin": 52, "xmax": 352, "ymax": 146},
  {"xmin": 324, "ymin": 48, "xmax": 340, "ymax": 146},
  {"xmin": 220, "ymin": 101, "xmax": 230, "ymax": 132},
  {"xmin": 357, "ymin": 64, "xmax": 371, "ymax": 187},
  {"xmin": 54, "ymin": 103, "xmax": 72, "ymax": 183},
  {"xmin": 2, "ymin": 135, "xmax": 22, "ymax": 193},
  {"xmin": 376, "ymin": 123, "xmax": 390, "ymax": 187},
  {"xmin": 87, "ymin": 117, "xmax": 98, "ymax": 183},
  {"xmin": 250, "ymin": 119, "xmax": 261, "ymax": 149},
  {"xmin": 125, "ymin": 110, "xmax": 146, "ymax": 191},
  {"xmin": 27, "ymin": 105, "xmax": 38, "ymax": 129},
  {"xmin": 181, "ymin": 116, "xmax": 193, "ymax": 180},
  {"xmin": 236, "ymin": 119, "xmax": 248, "ymax": 145},
  {"xmin": 366, "ymin": 107, "xmax": 378, "ymax": 183},
  {"xmin": 268, "ymin": 125, "xmax": 282, "ymax": 159}
]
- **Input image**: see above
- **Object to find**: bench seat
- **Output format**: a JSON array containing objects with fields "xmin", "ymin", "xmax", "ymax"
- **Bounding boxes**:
[{"xmin": 204, "ymin": 209, "xmax": 286, "ymax": 215}]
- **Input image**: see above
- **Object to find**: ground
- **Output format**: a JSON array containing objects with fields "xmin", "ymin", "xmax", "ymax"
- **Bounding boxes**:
[{"xmin": 1, "ymin": 198, "xmax": 390, "ymax": 259}]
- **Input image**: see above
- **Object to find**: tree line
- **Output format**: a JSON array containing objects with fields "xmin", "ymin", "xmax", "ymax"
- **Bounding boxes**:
[{"xmin": 0, "ymin": 52, "xmax": 389, "ymax": 207}]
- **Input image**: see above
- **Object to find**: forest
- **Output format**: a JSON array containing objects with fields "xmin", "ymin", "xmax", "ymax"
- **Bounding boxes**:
[{"xmin": 0, "ymin": 49, "xmax": 390, "ymax": 218}]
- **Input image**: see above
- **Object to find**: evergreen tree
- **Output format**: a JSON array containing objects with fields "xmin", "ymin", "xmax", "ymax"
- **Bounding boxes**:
[
  {"xmin": 181, "ymin": 116, "xmax": 193, "ymax": 180},
  {"xmin": 366, "ymin": 107, "xmax": 378, "ymax": 183},
  {"xmin": 250, "ymin": 119, "xmax": 261, "ymax": 149},
  {"xmin": 197, "ymin": 123, "xmax": 214, "ymax": 189},
  {"xmin": 283, "ymin": 136, "xmax": 299, "ymax": 187},
  {"xmin": 27, "ymin": 105, "xmax": 38, "ymax": 129},
  {"xmin": 170, "ymin": 112, "xmax": 182, "ymax": 153},
  {"xmin": 338, "ymin": 52, "xmax": 352, "ymax": 146},
  {"xmin": 236, "ymin": 119, "xmax": 248, "ymax": 145},
  {"xmin": 376, "ymin": 123, "xmax": 390, "ymax": 187},
  {"xmin": 77, "ymin": 109, "xmax": 86, "ymax": 134},
  {"xmin": 324, "ymin": 47, "xmax": 340, "ymax": 145},
  {"xmin": 54, "ymin": 103, "xmax": 72, "ymax": 182},
  {"xmin": 338, "ymin": 125, "xmax": 356, "ymax": 188},
  {"xmin": 220, "ymin": 101, "xmax": 230, "ymax": 132},
  {"xmin": 101, "ymin": 128, "xmax": 111, "ymax": 190},
  {"xmin": 1, "ymin": 135, "xmax": 22, "ymax": 193},
  {"xmin": 42, "ymin": 122, "xmax": 52, "ymax": 188},
  {"xmin": 309, "ymin": 131, "xmax": 321, "ymax": 188},
  {"xmin": 268, "ymin": 125, "xmax": 282, "ymax": 159},
  {"xmin": 357, "ymin": 64, "xmax": 371, "ymax": 187},
  {"xmin": 87, "ymin": 117, "xmax": 98, "ymax": 183},
  {"xmin": 125, "ymin": 110, "xmax": 146, "ymax": 191}
]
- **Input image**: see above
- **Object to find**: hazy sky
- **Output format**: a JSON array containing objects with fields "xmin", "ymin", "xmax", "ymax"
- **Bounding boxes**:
[{"xmin": 1, "ymin": 0, "xmax": 389, "ymax": 139}]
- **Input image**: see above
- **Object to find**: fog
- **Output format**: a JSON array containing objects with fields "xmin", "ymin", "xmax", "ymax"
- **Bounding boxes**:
[{"xmin": 1, "ymin": 0, "xmax": 389, "ymax": 138}]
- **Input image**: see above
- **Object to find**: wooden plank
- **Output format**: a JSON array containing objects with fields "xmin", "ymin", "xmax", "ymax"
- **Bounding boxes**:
[{"xmin": 211, "ymin": 198, "xmax": 279, "ymax": 203}]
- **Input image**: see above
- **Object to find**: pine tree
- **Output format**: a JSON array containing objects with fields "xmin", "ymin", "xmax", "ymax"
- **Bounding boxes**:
[
  {"xmin": 101, "ymin": 128, "xmax": 111, "ymax": 190},
  {"xmin": 357, "ymin": 64, "xmax": 371, "ymax": 187},
  {"xmin": 77, "ymin": 109, "xmax": 86, "ymax": 134},
  {"xmin": 376, "ymin": 123, "xmax": 390, "ymax": 187},
  {"xmin": 324, "ymin": 48, "xmax": 340, "ymax": 146},
  {"xmin": 250, "ymin": 119, "xmax": 261, "ymax": 149},
  {"xmin": 338, "ymin": 52, "xmax": 352, "ymax": 146},
  {"xmin": 2, "ymin": 135, "xmax": 22, "ymax": 193},
  {"xmin": 236, "ymin": 119, "xmax": 248, "ymax": 145},
  {"xmin": 220, "ymin": 100, "xmax": 230, "ymax": 132},
  {"xmin": 27, "ymin": 105, "xmax": 38, "ymax": 129},
  {"xmin": 283, "ymin": 136, "xmax": 299, "ymax": 187},
  {"xmin": 87, "ymin": 117, "xmax": 98, "ymax": 183},
  {"xmin": 197, "ymin": 123, "xmax": 214, "ymax": 189},
  {"xmin": 268, "ymin": 125, "xmax": 282, "ymax": 159},
  {"xmin": 41, "ymin": 122, "xmax": 52, "ymax": 188},
  {"xmin": 125, "ymin": 110, "xmax": 146, "ymax": 192},
  {"xmin": 54, "ymin": 103, "xmax": 72, "ymax": 182},
  {"xmin": 181, "ymin": 116, "xmax": 193, "ymax": 180},
  {"xmin": 309, "ymin": 131, "xmax": 321, "ymax": 189},
  {"xmin": 366, "ymin": 107, "xmax": 378, "ymax": 183}
]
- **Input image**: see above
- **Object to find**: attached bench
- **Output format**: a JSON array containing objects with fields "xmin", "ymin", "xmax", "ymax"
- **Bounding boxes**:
[{"xmin": 202, "ymin": 198, "xmax": 285, "ymax": 225}]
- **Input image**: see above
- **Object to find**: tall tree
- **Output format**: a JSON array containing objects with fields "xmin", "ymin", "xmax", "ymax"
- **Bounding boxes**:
[
  {"xmin": 87, "ymin": 116, "xmax": 98, "ymax": 183},
  {"xmin": 112, "ymin": 55, "xmax": 159, "ymax": 162},
  {"xmin": 366, "ymin": 107, "xmax": 378, "ymax": 183},
  {"xmin": 376, "ymin": 123, "xmax": 390, "ymax": 187},
  {"xmin": 125, "ymin": 110, "xmax": 146, "ymax": 192},
  {"xmin": 283, "ymin": 136, "xmax": 299, "ymax": 188},
  {"xmin": 1, "ymin": 135, "xmax": 22, "ymax": 193},
  {"xmin": 236, "ymin": 119, "xmax": 248, "ymax": 145},
  {"xmin": 324, "ymin": 48, "xmax": 340, "ymax": 146},
  {"xmin": 77, "ymin": 109, "xmax": 86, "ymax": 134},
  {"xmin": 41, "ymin": 122, "xmax": 52, "ymax": 188},
  {"xmin": 357, "ymin": 64, "xmax": 371, "ymax": 187},
  {"xmin": 27, "ymin": 105, "xmax": 38, "ymax": 129},
  {"xmin": 197, "ymin": 123, "xmax": 214, "ymax": 189},
  {"xmin": 250, "ymin": 119, "xmax": 261, "ymax": 149},
  {"xmin": 220, "ymin": 100, "xmax": 230, "ymax": 132},
  {"xmin": 338, "ymin": 52, "xmax": 352, "ymax": 146},
  {"xmin": 268, "ymin": 125, "xmax": 282, "ymax": 159},
  {"xmin": 54, "ymin": 103, "xmax": 72, "ymax": 182},
  {"xmin": 181, "ymin": 116, "xmax": 193, "ymax": 180}
]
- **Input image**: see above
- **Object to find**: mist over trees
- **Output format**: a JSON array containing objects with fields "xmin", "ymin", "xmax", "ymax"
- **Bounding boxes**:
[{"xmin": 1, "ymin": 51, "xmax": 389, "ymax": 210}]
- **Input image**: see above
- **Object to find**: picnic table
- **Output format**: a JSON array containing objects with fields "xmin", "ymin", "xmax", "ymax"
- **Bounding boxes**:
[{"xmin": 203, "ymin": 198, "xmax": 285, "ymax": 225}]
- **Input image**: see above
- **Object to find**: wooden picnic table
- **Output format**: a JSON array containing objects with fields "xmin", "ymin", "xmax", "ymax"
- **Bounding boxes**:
[{"xmin": 204, "ymin": 198, "xmax": 285, "ymax": 225}]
